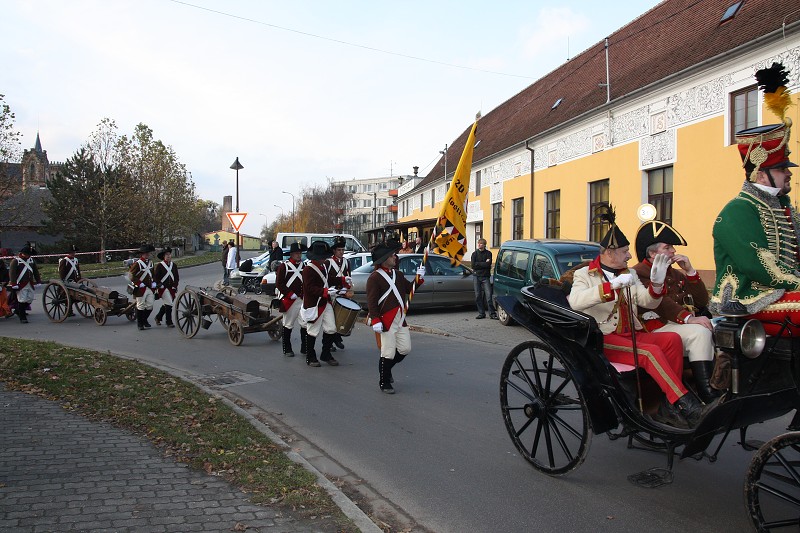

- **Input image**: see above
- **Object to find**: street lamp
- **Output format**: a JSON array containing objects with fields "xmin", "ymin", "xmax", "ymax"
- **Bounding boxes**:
[
  {"xmin": 259, "ymin": 213, "xmax": 268, "ymax": 246},
  {"xmin": 273, "ymin": 205, "xmax": 285, "ymax": 229},
  {"xmin": 282, "ymin": 191, "xmax": 296, "ymax": 232},
  {"xmin": 230, "ymin": 157, "xmax": 244, "ymax": 247}
]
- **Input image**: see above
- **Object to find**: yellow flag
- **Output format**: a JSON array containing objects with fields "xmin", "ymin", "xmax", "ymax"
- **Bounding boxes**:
[{"xmin": 431, "ymin": 120, "xmax": 478, "ymax": 266}]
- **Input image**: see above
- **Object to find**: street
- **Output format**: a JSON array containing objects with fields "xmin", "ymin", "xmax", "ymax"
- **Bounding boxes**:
[{"xmin": 0, "ymin": 261, "xmax": 778, "ymax": 532}]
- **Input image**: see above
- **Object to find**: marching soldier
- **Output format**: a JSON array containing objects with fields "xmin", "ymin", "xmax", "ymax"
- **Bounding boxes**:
[
  {"xmin": 326, "ymin": 236, "xmax": 353, "ymax": 351},
  {"xmin": 8, "ymin": 243, "xmax": 42, "ymax": 324},
  {"xmin": 302, "ymin": 241, "xmax": 340, "ymax": 367},
  {"xmin": 58, "ymin": 245, "xmax": 83, "ymax": 283},
  {"xmin": 154, "ymin": 247, "xmax": 179, "ymax": 328},
  {"xmin": 366, "ymin": 240, "xmax": 425, "ymax": 394},
  {"xmin": 275, "ymin": 242, "xmax": 308, "ymax": 357},
  {"xmin": 129, "ymin": 244, "xmax": 156, "ymax": 330}
]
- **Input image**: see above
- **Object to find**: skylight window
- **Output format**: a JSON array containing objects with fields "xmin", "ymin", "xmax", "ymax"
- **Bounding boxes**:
[
  {"xmin": 551, "ymin": 98, "xmax": 563, "ymax": 110},
  {"xmin": 720, "ymin": 1, "xmax": 743, "ymax": 23}
]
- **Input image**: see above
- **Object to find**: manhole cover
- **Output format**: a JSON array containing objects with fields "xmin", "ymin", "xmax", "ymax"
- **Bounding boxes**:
[{"xmin": 196, "ymin": 371, "xmax": 266, "ymax": 388}]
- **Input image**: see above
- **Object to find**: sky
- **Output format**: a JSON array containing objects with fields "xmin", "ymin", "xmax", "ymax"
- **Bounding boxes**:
[{"xmin": 3, "ymin": 0, "xmax": 662, "ymax": 237}]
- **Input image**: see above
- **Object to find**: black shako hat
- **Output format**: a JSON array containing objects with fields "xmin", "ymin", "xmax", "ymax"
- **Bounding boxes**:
[
  {"xmin": 634, "ymin": 221, "xmax": 687, "ymax": 262},
  {"xmin": 19, "ymin": 242, "xmax": 36, "ymax": 256},
  {"xmin": 596, "ymin": 204, "xmax": 629, "ymax": 250},
  {"xmin": 306, "ymin": 240, "xmax": 333, "ymax": 261},
  {"xmin": 284, "ymin": 242, "xmax": 308, "ymax": 255},
  {"xmin": 371, "ymin": 239, "xmax": 402, "ymax": 266},
  {"xmin": 157, "ymin": 247, "xmax": 172, "ymax": 260}
]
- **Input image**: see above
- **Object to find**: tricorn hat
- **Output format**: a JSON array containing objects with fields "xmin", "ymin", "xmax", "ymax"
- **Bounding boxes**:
[
  {"xmin": 19, "ymin": 242, "xmax": 36, "ymax": 256},
  {"xmin": 307, "ymin": 240, "xmax": 333, "ymax": 261},
  {"xmin": 332, "ymin": 236, "xmax": 347, "ymax": 249},
  {"xmin": 157, "ymin": 247, "xmax": 172, "ymax": 260},
  {"xmin": 371, "ymin": 239, "xmax": 402, "ymax": 266},
  {"xmin": 284, "ymin": 242, "xmax": 308, "ymax": 255},
  {"xmin": 737, "ymin": 62, "xmax": 797, "ymax": 180},
  {"xmin": 635, "ymin": 221, "xmax": 687, "ymax": 262},
  {"xmin": 596, "ymin": 204, "xmax": 629, "ymax": 250}
]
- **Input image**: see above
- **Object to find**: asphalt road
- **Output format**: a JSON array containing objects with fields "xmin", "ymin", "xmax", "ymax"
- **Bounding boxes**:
[{"xmin": 1, "ymin": 260, "xmax": 783, "ymax": 532}]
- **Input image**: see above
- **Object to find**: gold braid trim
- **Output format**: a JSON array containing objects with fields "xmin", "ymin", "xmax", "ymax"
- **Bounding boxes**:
[{"xmin": 754, "ymin": 246, "xmax": 800, "ymax": 288}]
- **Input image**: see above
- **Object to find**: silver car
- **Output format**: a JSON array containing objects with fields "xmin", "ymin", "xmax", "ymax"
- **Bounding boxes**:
[{"xmin": 350, "ymin": 253, "xmax": 474, "ymax": 309}]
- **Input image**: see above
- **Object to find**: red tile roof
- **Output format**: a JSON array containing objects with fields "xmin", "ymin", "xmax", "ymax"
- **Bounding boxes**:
[{"xmin": 418, "ymin": 0, "xmax": 800, "ymax": 189}]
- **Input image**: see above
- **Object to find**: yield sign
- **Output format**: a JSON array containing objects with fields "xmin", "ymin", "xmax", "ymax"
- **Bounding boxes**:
[{"xmin": 226, "ymin": 212, "xmax": 247, "ymax": 232}]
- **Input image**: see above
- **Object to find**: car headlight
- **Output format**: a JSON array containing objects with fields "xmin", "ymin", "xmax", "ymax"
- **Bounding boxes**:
[{"xmin": 739, "ymin": 319, "xmax": 766, "ymax": 359}]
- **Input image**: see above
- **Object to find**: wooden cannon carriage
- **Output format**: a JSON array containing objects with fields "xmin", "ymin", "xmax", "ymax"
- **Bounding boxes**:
[
  {"xmin": 173, "ymin": 285, "xmax": 282, "ymax": 346},
  {"xmin": 42, "ymin": 279, "xmax": 136, "ymax": 325}
]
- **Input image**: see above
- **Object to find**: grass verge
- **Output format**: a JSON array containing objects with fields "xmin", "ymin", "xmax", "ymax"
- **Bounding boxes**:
[{"xmin": 0, "ymin": 337, "xmax": 355, "ymax": 532}]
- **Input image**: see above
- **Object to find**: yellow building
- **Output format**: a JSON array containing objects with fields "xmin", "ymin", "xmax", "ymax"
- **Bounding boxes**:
[
  {"xmin": 397, "ymin": 0, "xmax": 800, "ymax": 282},
  {"xmin": 203, "ymin": 231, "xmax": 261, "ymax": 251}
]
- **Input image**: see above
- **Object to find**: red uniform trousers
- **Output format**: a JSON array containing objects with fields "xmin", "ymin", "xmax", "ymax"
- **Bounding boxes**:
[
  {"xmin": 603, "ymin": 331, "xmax": 687, "ymax": 404},
  {"xmin": 749, "ymin": 291, "xmax": 800, "ymax": 336}
]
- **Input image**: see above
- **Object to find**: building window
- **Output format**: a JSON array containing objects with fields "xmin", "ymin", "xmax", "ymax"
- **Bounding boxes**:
[
  {"xmin": 731, "ymin": 85, "xmax": 758, "ymax": 141},
  {"xmin": 492, "ymin": 203, "xmax": 502, "ymax": 247},
  {"xmin": 419, "ymin": 194, "xmax": 424, "ymax": 212},
  {"xmin": 430, "ymin": 190, "xmax": 435, "ymax": 208},
  {"xmin": 475, "ymin": 170, "xmax": 481, "ymax": 196},
  {"xmin": 589, "ymin": 179, "xmax": 610, "ymax": 243},
  {"xmin": 648, "ymin": 166, "xmax": 673, "ymax": 224},
  {"xmin": 512, "ymin": 198, "xmax": 524, "ymax": 240},
  {"xmin": 545, "ymin": 190, "xmax": 560, "ymax": 239},
  {"xmin": 475, "ymin": 222, "xmax": 483, "ymax": 249}
]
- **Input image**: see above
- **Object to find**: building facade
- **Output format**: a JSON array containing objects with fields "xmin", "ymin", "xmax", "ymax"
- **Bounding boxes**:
[{"xmin": 332, "ymin": 174, "xmax": 406, "ymax": 246}]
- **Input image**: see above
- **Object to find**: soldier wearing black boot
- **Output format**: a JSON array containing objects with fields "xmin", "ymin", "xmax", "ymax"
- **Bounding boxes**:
[
  {"xmin": 326, "ymin": 236, "xmax": 353, "ymax": 351},
  {"xmin": 275, "ymin": 242, "xmax": 307, "ymax": 357},
  {"xmin": 302, "ymin": 241, "xmax": 339, "ymax": 367},
  {"xmin": 129, "ymin": 244, "xmax": 156, "ymax": 331},
  {"xmin": 9, "ymin": 243, "xmax": 41, "ymax": 324},
  {"xmin": 154, "ymin": 247, "xmax": 179, "ymax": 328}
]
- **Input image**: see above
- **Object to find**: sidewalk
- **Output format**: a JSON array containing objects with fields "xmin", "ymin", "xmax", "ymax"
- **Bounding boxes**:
[{"xmin": 0, "ymin": 384, "xmax": 341, "ymax": 533}]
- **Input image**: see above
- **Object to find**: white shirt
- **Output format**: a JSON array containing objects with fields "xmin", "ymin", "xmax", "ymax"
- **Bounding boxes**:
[{"xmin": 226, "ymin": 246, "xmax": 238, "ymax": 270}]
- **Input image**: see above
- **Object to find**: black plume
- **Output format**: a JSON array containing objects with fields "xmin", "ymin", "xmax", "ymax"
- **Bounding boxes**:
[
  {"xmin": 595, "ymin": 203, "xmax": 616, "ymax": 224},
  {"xmin": 755, "ymin": 62, "xmax": 790, "ymax": 94}
]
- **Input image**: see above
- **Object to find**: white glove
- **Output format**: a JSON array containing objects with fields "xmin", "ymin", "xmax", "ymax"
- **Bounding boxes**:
[
  {"xmin": 338, "ymin": 287, "xmax": 348, "ymax": 295},
  {"xmin": 138, "ymin": 282, "xmax": 145, "ymax": 288},
  {"xmin": 290, "ymin": 293, "xmax": 297, "ymax": 300},
  {"xmin": 610, "ymin": 273, "xmax": 634, "ymax": 290},
  {"xmin": 650, "ymin": 253, "xmax": 670, "ymax": 286},
  {"xmin": 344, "ymin": 276, "xmax": 352, "ymax": 286},
  {"xmin": 11, "ymin": 285, "xmax": 19, "ymax": 290},
  {"xmin": 416, "ymin": 266, "xmax": 426, "ymax": 278},
  {"xmin": 151, "ymin": 282, "xmax": 157, "ymax": 289},
  {"xmin": 372, "ymin": 322, "xmax": 383, "ymax": 333}
]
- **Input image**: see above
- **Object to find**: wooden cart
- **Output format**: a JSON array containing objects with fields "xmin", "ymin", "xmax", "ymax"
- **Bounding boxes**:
[
  {"xmin": 41, "ymin": 279, "xmax": 136, "ymax": 325},
  {"xmin": 173, "ymin": 285, "xmax": 282, "ymax": 346}
]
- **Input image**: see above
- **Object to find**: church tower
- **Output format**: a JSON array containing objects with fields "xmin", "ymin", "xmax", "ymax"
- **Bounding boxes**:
[{"xmin": 20, "ymin": 133, "xmax": 50, "ymax": 189}]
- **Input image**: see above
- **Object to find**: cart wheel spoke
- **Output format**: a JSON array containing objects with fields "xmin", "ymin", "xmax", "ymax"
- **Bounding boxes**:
[
  {"xmin": 500, "ymin": 340, "xmax": 591, "ymax": 476},
  {"xmin": 228, "ymin": 320, "xmax": 244, "ymax": 346},
  {"xmin": 746, "ymin": 432, "xmax": 800, "ymax": 532},
  {"xmin": 75, "ymin": 300, "xmax": 93, "ymax": 318},
  {"xmin": 42, "ymin": 282, "xmax": 70, "ymax": 323},
  {"xmin": 93, "ymin": 307, "xmax": 107, "ymax": 326},
  {"xmin": 175, "ymin": 290, "xmax": 201, "ymax": 338}
]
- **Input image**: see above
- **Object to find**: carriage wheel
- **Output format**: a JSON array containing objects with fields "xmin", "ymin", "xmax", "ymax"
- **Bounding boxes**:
[
  {"xmin": 125, "ymin": 306, "xmax": 136, "ymax": 322},
  {"xmin": 228, "ymin": 320, "xmax": 244, "ymax": 346},
  {"xmin": 175, "ymin": 289, "xmax": 202, "ymax": 338},
  {"xmin": 93, "ymin": 307, "xmax": 107, "ymax": 326},
  {"xmin": 42, "ymin": 282, "xmax": 71, "ymax": 323},
  {"xmin": 500, "ymin": 340, "xmax": 591, "ymax": 476},
  {"xmin": 745, "ymin": 432, "xmax": 800, "ymax": 532},
  {"xmin": 75, "ymin": 300, "xmax": 93, "ymax": 318}
]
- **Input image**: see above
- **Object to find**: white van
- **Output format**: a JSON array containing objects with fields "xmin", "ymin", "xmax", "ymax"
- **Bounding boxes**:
[{"xmin": 275, "ymin": 233, "xmax": 366, "ymax": 253}]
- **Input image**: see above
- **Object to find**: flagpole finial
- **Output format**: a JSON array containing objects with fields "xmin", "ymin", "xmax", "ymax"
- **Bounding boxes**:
[{"xmin": 475, "ymin": 111, "xmax": 482, "ymax": 121}]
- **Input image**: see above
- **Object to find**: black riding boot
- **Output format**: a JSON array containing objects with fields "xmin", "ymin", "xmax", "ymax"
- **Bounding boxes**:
[
  {"xmin": 320, "ymin": 333, "xmax": 339, "ymax": 366},
  {"xmin": 388, "ymin": 350, "xmax": 408, "ymax": 383},
  {"xmin": 155, "ymin": 305, "xmax": 165, "ymax": 326},
  {"xmin": 17, "ymin": 304, "xmax": 28, "ymax": 324},
  {"xmin": 691, "ymin": 360, "xmax": 721, "ymax": 404},
  {"xmin": 300, "ymin": 328, "xmax": 308, "ymax": 355},
  {"xmin": 675, "ymin": 393, "xmax": 721, "ymax": 428},
  {"xmin": 379, "ymin": 357, "xmax": 395, "ymax": 394},
  {"xmin": 282, "ymin": 327, "xmax": 294, "ymax": 356},
  {"xmin": 333, "ymin": 333, "xmax": 345, "ymax": 350},
  {"xmin": 136, "ymin": 309, "xmax": 145, "ymax": 330},
  {"xmin": 164, "ymin": 305, "xmax": 174, "ymax": 327},
  {"xmin": 306, "ymin": 335, "xmax": 320, "ymax": 367},
  {"xmin": 143, "ymin": 309, "xmax": 152, "ymax": 328}
]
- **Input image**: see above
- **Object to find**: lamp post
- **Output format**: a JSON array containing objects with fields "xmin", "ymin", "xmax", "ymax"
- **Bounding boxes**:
[
  {"xmin": 282, "ymin": 191, "xmax": 296, "ymax": 232},
  {"xmin": 230, "ymin": 157, "xmax": 244, "ymax": 248},
  {"xmin": 440, "ymin": 144, "xmax": 448, "ymax": 180},
  {"xmin": 273, "ymin": 205, "xmax": 285, "ymax": 230},
  {"xmin": 259, "ymin": 213, "xmax": 268, "ymax": 247}
]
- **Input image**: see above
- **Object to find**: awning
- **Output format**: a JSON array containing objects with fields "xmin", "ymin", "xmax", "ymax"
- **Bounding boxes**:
[{"xmin": 363, "ymin": 218, "xmax": 437, "ymax": 235}]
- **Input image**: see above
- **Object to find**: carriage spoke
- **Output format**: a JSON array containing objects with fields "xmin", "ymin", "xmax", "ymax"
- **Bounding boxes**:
[{"xmin": 546, "ymin": 416, "xmax": 575, "ymax": 463}]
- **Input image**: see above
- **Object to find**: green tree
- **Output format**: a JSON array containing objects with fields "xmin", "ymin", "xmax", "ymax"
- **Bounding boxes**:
[{"xmin": 0, "ymin": 94, "xmax": 25, "ymax": 227}]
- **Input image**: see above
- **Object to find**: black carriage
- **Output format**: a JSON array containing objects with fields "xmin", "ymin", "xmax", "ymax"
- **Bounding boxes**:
[
  {"xmin": 41, "ymin": 279, "xmax": 136, "ymax": 325},
  {"xmin": 497, "ymin": 286, "xmax": 800, "ymax": 532},
  {"xmin": 173, "ymin": 285, "xmax": 282, "ymax": 346}
]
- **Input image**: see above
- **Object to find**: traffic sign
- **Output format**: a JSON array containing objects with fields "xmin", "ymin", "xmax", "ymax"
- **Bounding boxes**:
[{"xmin": 226, "ymin": 212, "xmax": 247, "ymax": 232}]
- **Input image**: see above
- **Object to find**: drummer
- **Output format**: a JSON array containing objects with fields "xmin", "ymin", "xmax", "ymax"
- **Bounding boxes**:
[
  {"xmin": 301, "ymin": 241, "xmax": 340, "ymax": 367},
  {"xmin": 275, "ymin": 242, "xmax": 308, "ymax": 357},
  {"xmin": 326, "ymin": 236, "xmax": 353, "ymax": 351}
]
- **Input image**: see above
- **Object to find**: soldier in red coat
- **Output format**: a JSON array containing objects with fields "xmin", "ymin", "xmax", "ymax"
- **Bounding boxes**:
[
  {"xmin": 326, "ymin": 236, "xmax": 353, "ymax": 351},
  {"xmin": 129, "ymin": 244, "xmax": 156, "ymax": 330},
  {"xmin": 275, "ymin": 242, "xmax": 307, "ymax": 356},
  {"xmin": 8, "ymin": 243, "xmax": 41, "ymax": 323},
  {"xmin": 302, "ymin": 241, "xmax": 339, "ymax": 367},
  {"xmin": 153, "ymin": 247, "xmax": 179, "ymax": 328}
]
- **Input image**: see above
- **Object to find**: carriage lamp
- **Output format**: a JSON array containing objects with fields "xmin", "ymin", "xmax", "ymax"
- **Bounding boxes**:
[{"xmin": 714, "ymin": 318, "xmax": 766, "ymax": 359}]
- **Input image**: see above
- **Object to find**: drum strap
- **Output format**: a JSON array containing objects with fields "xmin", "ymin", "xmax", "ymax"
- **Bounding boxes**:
[
  {"xmin": 15, "ymin": 257, "xmax": 33, "ymax": 285},
  {"xmin": 377, "ymin": 269, "xmax": 403, "ymax": 316},
  {"xmin": 159, "ymin": 261, "xmax": 174, "ymax": 283},
  {"xmin": 60, "ymin": 256, "xmax": 79, "ymax": 281},
  {"xmin": 136, "ymin": 259, "xmax": 152, "ymax": 281}
]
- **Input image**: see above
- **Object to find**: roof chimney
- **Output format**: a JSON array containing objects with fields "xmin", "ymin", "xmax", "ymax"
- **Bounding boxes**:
[{"xmin": 413, "ymin": 166, "xmax": 419, "ymax": 176}]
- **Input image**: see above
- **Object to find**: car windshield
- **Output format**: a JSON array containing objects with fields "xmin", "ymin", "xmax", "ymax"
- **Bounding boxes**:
[{"xmin": 555, "ymin": 250, "xmax": 599, "ymax": 274}]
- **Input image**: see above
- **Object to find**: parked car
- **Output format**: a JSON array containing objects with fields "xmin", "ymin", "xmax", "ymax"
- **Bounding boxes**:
[
  {"xmin": 260, "ymin": 252, "xmax": 373, "ymax": 296},
  {"xmin": 349, "ymin": 253, "xmax": 474, "ymax": 310},
  {"xmin": 492, "ymin": 239, "xmax": 601, "ymax": 325}
]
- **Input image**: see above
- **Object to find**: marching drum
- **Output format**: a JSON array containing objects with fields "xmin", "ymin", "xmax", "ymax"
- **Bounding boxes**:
[{"xmin": 332, "ymin": 297, "xmax": 361, "ymax": 336}]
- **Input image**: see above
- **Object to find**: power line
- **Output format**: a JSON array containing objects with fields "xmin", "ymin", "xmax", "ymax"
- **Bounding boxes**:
[{"xmin": 167, "ymin": 0, "xmax": 536, "ymax": 80}]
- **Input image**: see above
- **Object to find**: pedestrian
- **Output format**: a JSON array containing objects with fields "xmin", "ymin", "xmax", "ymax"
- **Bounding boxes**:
[
  {"xmin": 326, "ymin": 236, "xmax": 353, "ymax": 351},
  {"xmin": 414, "ymin": 236, "xmax": 425, "ymax": 254},
  {"xmin": 471, "ymin": 238, "xmax": 497, "ymax": 319},
  {"xmin": 154, "ymin": 247, "xmax": 179, "ymax": 328},
  {"xmin": 225, "ymin": 239, "xmax": 239, "ymax": 282},
  {"xmin": 366, "ymin": 240, "xmax": 426, "ymax": 393},
  {"xmin": 268, "ymin": 240, "xmax": 283, "ymax": 271},
  {"xmin": 129, "ymin": 244, "xmax": 156, "ymax": 330},
  {"xmin": 8, "ymin": 242, "xmax": 41, "ymax": 324},
  {"xmin": 221, "ymin": 241, "xmax": 230, "ymax": 285},
  {"xmin": 0, "ymin": 254, "xmax": 13, "ymax": 318},
  {"xmin": 398, "ymin": 241, "xmax": 412, "ymax": 254},
  {"xmin": 275, "ymin": 242, "xmax": 308, "ymax": 356},
  {"xmin": 301, "ymin": 241, "xmax": 339, "ymax": 367}
]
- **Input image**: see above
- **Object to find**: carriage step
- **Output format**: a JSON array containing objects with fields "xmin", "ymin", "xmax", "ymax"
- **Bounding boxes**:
[{"xmin": 627, "ymin": 468, "xmax": 673, "ymax": 488}]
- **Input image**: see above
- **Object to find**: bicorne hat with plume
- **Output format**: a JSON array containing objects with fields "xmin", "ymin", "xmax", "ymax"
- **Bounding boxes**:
[{"xmin": 596, "ymin": 204, "xmax": 629, "ymax": 250}]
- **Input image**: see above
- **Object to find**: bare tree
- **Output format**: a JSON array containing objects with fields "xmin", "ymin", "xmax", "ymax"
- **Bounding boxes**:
[{"xmin": 295, "ymin": 179, "xmax": 352, "ymax": 232}]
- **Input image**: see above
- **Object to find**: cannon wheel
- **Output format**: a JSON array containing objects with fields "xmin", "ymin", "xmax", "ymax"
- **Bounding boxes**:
[
  {"xmin": 228, "ymin": 320, "xmax": 244, "ymax": 346},
  {"xmin": 93, "ymin": 306, "xmax": 107, "ymax": 326},
  {"xmin": 42, "ymin": 281, "xmax": 71, "ymax": 323},
  {"xmin": 175, "ymin": 289, "xmax": 202, "ymax": 338},
  {"xmin": 500, "ymin": 340, "xmax": 591, "ymax": 476},
  {"xmin": 745, "ymin": 431, "xmax": 800, "ymax": 532},
  {"xmin": 75, "ymin": 299, "xmax": 94, "ymax": 318},
  {"xmin": 125, "ymin": 305, "xmax": 136, "ymax": 322}
]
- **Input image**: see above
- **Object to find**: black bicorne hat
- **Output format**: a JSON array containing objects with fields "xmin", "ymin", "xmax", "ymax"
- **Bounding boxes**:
[
  {"xmin": 138, "ymin": 244, "xmax": 155, "ymax": 254},
  {"xmin": 332, "ymin": 236, "xmax": 347, "ymax": 249},
  {"xmin": 634, "ymin": 221, "xmax": 687, "ymax": 262},
  {"xmin": 19, "ymin": 242, "xmax": 36, "ymax": 256},
  {"xmin": 596, "ymin": 204, "xmax": 629, "ymax": 249},
  {"xmin": 371, "ymin": 239, "xmax": 402, "ymax": 266},
  {"xmin": 157, "ymin": 247, "xmax": 172, "ymax": 260},
  {"xmin": 284, "ymin": 242, "xmax": 308, "ymax": 255},
  {"xmin": 306, "ymin": 240, "xmax": 333, "ymax": 261}
]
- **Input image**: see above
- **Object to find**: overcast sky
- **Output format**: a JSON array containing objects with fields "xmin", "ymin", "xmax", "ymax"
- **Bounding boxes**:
[{"xmin": 4, "ymin": 0, "xmax": 661, "ymax": 237}]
